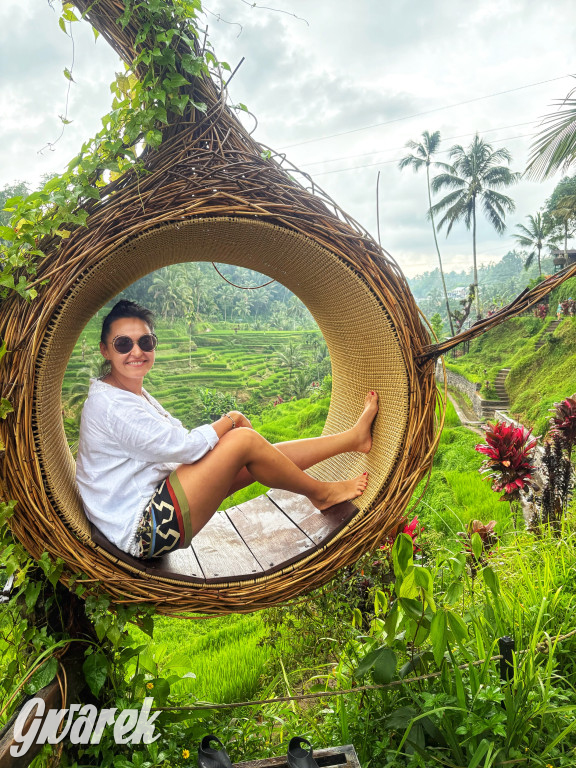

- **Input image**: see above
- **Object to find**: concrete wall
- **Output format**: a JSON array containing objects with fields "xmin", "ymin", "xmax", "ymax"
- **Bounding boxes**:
[{"xmin": 436, "ymin": 362, "xmax": 506, "ymax": 420}]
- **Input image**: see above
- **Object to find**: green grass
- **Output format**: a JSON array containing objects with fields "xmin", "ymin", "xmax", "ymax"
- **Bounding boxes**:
[{"xmin": 128, "ymin": 613, "xmax": 270, "ymax": 704}]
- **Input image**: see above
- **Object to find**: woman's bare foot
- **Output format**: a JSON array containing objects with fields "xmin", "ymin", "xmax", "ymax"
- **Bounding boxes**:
[
  {"xmin": 308, "ymin": 473, "xmax": 369, "ymax": 511},
  {"xmin": 350, "ymin": 391, "xmax": 379, "ymax": 453}
]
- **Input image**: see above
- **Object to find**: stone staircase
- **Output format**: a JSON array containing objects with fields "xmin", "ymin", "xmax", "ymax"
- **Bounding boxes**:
[
  {"xmin": 493, "ymin": 368, "xmax": 511, "ymax": 410},
  {"xmin": 535, "ymin": 319, "xmax": 561, "ymax": 350}
]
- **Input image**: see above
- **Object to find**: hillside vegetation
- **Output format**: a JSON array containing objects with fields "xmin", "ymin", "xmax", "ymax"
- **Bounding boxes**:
[{"xmin": 446, "ymin": 312, "xmax": 576, "ymax": 433}]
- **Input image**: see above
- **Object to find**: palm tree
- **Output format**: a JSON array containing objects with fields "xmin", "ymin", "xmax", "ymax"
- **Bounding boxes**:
[
  {"xmin": 514, "ymin": 212, "xmax": 557, "ymax": 276},
  {"xmin": 551, "ymin": 194, "xmax": 576, "ymax": 264},
  {"xmin": 430, "ymin": 134, "xmax": 520, "ymax": 319},
  {"xmin": 274, "ymin": 341, "xmax": 304, "ymax": 386},
  {"xmin": 399, "ymin": 131, "xmax": 455, "ymax": 335},
  {"xmin": 526, "ymin": 83, "xmax": 576, "ymax": 179}
]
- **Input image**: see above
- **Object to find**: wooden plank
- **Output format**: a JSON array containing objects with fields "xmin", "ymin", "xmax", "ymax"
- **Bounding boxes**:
[
  {"xmin": 190, "ymin": 512, "xmax": 264, "ymax": 580},
  {"xmin": 227, "ymin": 495, "xmax": 315, "ymax": 571},
  {"xmin": 149, "ymin": 544, "xmax": 205, "ymax": 580},
  {"xmin": 267, "ymin": 489, "xmax": 357, "ymax": 544},
  {"xmin": 233, "ymin": 744, "xmax": 360, "ymax": 767}
]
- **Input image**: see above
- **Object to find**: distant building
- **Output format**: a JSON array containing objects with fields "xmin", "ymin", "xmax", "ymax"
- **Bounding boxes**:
[{"xmin": 551, "ymin": 249, "xmax": 576, "ymax": 272}]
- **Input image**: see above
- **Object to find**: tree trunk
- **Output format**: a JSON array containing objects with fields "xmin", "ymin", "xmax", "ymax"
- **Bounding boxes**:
[
  {"xmin": 427, "ymin": 163, "xmax": 455, "ymax": 336},
  {"xmin": 472, "ymin": 200, "xmax": 480, "ymax": 319},
  {"xmin": 537, "ymin": 245, "xmax": 542, "ymax": 276}
]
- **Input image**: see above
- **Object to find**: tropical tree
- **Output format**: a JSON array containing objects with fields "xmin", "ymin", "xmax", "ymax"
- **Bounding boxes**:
[
  {"xmin": 514, "ymin": 212, "xmax": 557, "ymax": 276},
  {"xmin": 526, "ymin": 83, "xmax": 576, "ymax": 179},
  {"xmin": 399, "ymin": 131, "xmax": 455, "ymax": 334},
  {"xmin": 430, "ymin": 134, "xmax": 520, "ymax": 319},
  {"xmin": 274, "ymin": 341, "xmax": 304, "ymax": 386}
]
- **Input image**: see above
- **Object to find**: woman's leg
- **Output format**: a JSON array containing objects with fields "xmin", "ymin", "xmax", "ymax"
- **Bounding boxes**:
[
  {"xmin": 175, "ymin": 427, "xmax": 369, "ymax": 536},
  {"xmin": 226, "ymin": 391, "xmax": 379, "ymax": 495}
]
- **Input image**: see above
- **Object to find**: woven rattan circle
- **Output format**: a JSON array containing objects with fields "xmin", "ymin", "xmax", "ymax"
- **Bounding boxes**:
[{"xmin": 0, "ymin": 213, "xmax": 440, "ymax": 615}]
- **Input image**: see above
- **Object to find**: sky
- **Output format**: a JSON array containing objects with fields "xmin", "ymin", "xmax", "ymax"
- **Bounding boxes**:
[{"xmin": 0, "ymin": 0, "xmax": 575, "ymax": 279}]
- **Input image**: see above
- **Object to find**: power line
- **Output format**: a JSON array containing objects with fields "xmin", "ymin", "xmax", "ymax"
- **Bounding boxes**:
[
  {"xmin": 280, "ymin": 74, "xmax": 572, "ymax": 150},
  {"xmin": 301, "ymin": 120, "xmax": 539, "ymax": 169},
  {"xmin": 313, "ymin": 132, "xmax": 534, "ymax": 177}
]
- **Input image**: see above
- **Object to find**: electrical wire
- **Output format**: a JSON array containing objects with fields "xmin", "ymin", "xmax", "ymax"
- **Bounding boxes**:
[{"xmin": 280, "ymin": 74, "xmax": 572, "ymax": 150}]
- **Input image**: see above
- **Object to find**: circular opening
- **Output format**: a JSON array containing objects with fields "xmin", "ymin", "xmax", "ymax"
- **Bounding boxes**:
[{"xmin": 35, "ymin": 218, "xmax": 409, "ymax": 569}]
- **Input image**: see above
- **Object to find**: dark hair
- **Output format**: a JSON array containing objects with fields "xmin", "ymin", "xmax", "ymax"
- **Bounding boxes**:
[
  {"xmin": 100, "ymin": 300, "xmax": 155, "ymax": 345},
  {"xmin": 99, "ymin": 300, "xmax": 155, "ymax": 377}
]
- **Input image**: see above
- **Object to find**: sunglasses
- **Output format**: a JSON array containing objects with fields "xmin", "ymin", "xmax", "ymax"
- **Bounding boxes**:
[{"xmin": 111, "ymin": 333, "xmax": 158, "ymax": 354}]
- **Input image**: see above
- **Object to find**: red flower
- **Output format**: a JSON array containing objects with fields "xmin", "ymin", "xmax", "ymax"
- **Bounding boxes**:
[{"xmin": 475, "ymin": 421, "xmax": 537, "ymax": 501}]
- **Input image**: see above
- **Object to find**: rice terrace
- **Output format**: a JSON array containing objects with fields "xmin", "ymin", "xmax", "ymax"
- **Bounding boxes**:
[{"xmin": 1, "ymin": 1, "xmax": 576, "ymax": 767}]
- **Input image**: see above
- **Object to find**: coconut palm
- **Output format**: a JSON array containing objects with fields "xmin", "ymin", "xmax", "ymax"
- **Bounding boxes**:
[
  {"xmin": 430, "ymin": 135, "xmax": 520, "ymax": 319},
  {"xmin": 514, "ymin": 212, "xmax": 557, "ymax": 276},
  {"xmin": 274, "ymin": 341, "xmax": 304, "ymax": 386},
  {"xmin": 399, "ymin": 130, "xmax": 454, "ymax": 335},
  {"xmin": 526, "ymin": 83, "xmax": 576, "ymax": 180}
]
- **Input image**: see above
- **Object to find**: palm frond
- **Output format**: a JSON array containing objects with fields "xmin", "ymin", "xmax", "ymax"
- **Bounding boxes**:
[{"xmin": 526, "ymin": 86, "xmax": 576, "ymax": 180}]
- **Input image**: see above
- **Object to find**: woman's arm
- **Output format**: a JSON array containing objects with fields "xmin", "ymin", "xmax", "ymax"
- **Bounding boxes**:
[{"xmin": 211, "ymin": 410, "xmax": 253, "ymax": 437}]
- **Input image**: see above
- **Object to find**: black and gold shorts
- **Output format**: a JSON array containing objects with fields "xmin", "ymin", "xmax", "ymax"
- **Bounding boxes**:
[{"xmin": 134, "ymin": 470, "xmax": 193, "ymax": 559}]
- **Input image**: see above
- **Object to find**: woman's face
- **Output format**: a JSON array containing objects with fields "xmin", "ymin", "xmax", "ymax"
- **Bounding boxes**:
[{"xmin": 100, "ymin": 317, "xmax": 156, "ymax": 383}]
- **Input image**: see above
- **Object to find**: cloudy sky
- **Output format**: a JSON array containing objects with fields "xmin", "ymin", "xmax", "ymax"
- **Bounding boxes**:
[{"xmin": 1, "ymin": 0, "xmax": 574, "ymax": 278}]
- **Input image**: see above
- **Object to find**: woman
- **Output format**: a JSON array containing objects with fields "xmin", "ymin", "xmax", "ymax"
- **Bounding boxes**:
[{"xmin": 76, "ymin": 300, "xmax": 378, "ymax": 559}]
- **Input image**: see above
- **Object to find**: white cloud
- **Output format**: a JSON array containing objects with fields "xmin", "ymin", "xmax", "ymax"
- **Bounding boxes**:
[{"xmin": 1, "ymin": 0, "xmax": 574, "ymax": 277}]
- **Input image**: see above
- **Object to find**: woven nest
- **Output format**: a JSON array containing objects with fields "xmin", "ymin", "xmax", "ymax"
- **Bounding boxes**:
[{"xmin": 0, "ymin": 1, "xmax": 574, "ymax": 615}]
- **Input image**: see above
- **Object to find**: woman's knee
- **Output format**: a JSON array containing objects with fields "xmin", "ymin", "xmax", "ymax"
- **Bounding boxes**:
[{"xmin": 219, "ymin": 426, "xmax": 264, "ymax": 452}]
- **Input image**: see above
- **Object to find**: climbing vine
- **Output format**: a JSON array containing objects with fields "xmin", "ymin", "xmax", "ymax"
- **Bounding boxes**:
[{"xmin": 0, "ymin": 0, "xmax": 229, "ymax": 302}]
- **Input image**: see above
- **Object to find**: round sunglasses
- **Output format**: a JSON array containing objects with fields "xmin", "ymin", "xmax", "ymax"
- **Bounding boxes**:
[{"xmin": 111, "ymin": 333, "xmax": 158, "ymax": 355}]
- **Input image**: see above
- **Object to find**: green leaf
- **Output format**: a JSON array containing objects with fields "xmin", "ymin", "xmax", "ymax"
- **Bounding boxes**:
[
  {"xmin": 354, "ymin": 647, "xmax": 383, "ymax": 678},
  {"xmin": 398, "ymin": 567, "xmax": 418, "ymax": 599},
  {"xmin": 446, "ymin": 610, "xmax": 469, "ymax": 644},
  {"xmin": 146, "ymin": 677, "xmax": 170, "ymax": 706},
  {"xmin": 374, "ymin": 589, "xmax": 388, "ymax": 615},
  {"xmin": 471, "ymin": 532, "xmax": 483, "ymax": 561},
  {"xmin": 83, "ymin": 652, "xmax": 108, "ymax": 696},
  {"xmin": 482, "ymin": 566, "xmax": 500, "ymax": 597},
  {"xmin": 399, "ymin": 596, "xmax": 424, "ymax": 621},
  {"xmin": 0, "ymin": 397, "xmax": 13, "ymax": 419},
  {"xmin": 414, "ymin": 566, "xmax": 433, "ymax": 592},
  {"xmin": 445, "ymin": 580, "xmax": 463, "ymax": 604},
  {"xmin": 430, "ymin": 610, "xmax": 448, "ymax": 666},
  {"xmin": 24, "ymin": 657, "xmax": 58, "ymax": 695},
  {"xmin": 0, "ymin": 226, "xmax": 15, "ymax": 241},
  {"xmin": 373, "ymin": 648, "xmax": 397, "ymax": 685},
  {"xmin": 352, "ymin": 607, "xmax": 363, "ymax": 628},
  {"xmin": 92, "ymin": 27, "xmax": 100, "ymax": 41},
  {"xmin": 25, "ymin": 580, "xmax": 42, "ymax": 611},
  {"xmin": 63, "ymin": 68, "xmax": 75, "ymax": 83},
  {"xmin": 145, "ymin": 130, "xmax": 163, "ymax": 149},
  {"xmin": 393, "ymin": 533, "xmax": 413, "ymax": 577}
]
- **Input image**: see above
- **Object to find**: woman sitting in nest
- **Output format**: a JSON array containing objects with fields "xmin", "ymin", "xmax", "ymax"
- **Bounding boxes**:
[{"xmin": 76, "ymin": 300, "xmax": 378, "ymax": 559}]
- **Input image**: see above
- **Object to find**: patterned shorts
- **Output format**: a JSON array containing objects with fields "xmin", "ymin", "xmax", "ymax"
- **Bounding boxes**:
[{"xmin": 134, "ymin": 470, "xmax": 193, "ymax": 559}]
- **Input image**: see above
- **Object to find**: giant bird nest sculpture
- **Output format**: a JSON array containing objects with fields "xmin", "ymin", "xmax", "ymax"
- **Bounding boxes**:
[{"xmin": 0, "ymin": 0, "xmax": 574, "ymax": 616}]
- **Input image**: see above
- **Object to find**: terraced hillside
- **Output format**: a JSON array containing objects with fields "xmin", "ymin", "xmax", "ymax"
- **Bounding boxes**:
[{"xmin": 62, "ymin": 316, "xmax": 326, "ymax": 430}]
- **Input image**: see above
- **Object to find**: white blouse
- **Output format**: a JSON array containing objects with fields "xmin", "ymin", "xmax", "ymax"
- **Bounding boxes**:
[{"xmin": 76, "ymin": 379, "xmax": 219, "ymax": 556}]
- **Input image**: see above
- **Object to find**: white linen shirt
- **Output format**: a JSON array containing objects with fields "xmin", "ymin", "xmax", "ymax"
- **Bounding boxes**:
[{"xmin": 76, "ymin": 379, "xmax": 219, "ymax": 556}]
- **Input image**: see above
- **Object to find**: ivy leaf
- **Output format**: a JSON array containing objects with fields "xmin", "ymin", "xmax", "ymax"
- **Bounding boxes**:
[
  {"xmin": 24, "ymin": 657, "xmax": 59, "ymax": 695},
  {"xmin": 63, "ymin": 68, "xmax": 75, "ymax": 82},
  {"xmin": 0, "ymin": 226, "xmax": 15, "ymax": 241},
  {"xmin": 92, "ymin": 27, "xmax": 100, "ymax": 42},
  {"xmin": 59, "ymin": 115, "xmax": 73, "ymax": 125},
  {"xmin": 83, "ymin": 652, "xmax": 108, "ymax": 696}
]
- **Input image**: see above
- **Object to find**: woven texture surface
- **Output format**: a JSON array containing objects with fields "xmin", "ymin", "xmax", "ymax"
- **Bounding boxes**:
[{"xmin": 0, "ymin": 0, "xmax": 442, "ymax": 614}]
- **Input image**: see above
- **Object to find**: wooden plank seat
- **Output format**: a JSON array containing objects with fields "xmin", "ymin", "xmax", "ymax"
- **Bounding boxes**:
[{"xmin": 90, "ymin": 490, "xmax": 357, "ymax": 585}]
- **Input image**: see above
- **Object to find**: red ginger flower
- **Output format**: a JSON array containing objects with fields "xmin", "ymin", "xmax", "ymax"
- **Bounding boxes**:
[
  {"xmin": 475, "ymin": 421, "xmax": 537, "ymax": 501},
  {"xmin": 550, "ymin": 394, "xmax": 576, "ymax": 455}
]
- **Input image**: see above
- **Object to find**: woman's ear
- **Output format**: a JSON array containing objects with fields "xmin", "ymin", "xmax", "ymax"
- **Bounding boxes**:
[{"xmin": 99, "ymin": 341, "xmax": 109, "ymax": 360}]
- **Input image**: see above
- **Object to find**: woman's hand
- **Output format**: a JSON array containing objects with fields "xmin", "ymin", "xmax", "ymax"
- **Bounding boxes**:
[
  {"xmin": 228, "ymin": 410, "xmax": 253, "ymax": 429},
  {"xmin": 212, "ymin": 410, "xmax": 253, "ymax": 438}
]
